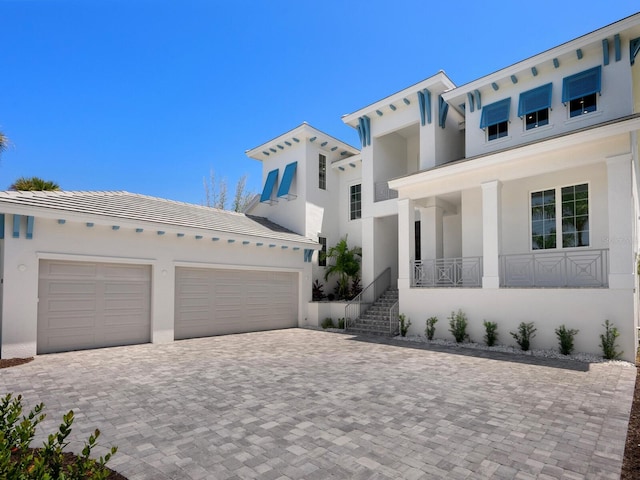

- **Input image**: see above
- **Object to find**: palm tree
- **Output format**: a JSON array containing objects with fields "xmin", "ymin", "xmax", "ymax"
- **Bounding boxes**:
[
  {"xmin": 9, "ymin": 176, "xmax": 60, "ymax": 191},
  {"xmin": 0, "ymin": 131, "xmax": 8, "ymax": 157},
  {"xmin": 322, "ymin": 236, "xmax": 362, "ymax": 300}
]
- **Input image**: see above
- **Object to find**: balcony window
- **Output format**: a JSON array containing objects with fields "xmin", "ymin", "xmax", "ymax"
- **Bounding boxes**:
[
  {"xmin": 480, "ymin": 98, "xmax": 511, "ymax": 141},
  {"xmin": 562, "ymin": 66, "xmax": 601, "ymax": 118},
  {"xmin": 518, "ymin": 83, "xmax": 552, "ymax": 130}
]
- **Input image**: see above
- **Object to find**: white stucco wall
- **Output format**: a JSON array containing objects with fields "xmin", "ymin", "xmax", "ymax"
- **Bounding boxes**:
[
  {"xmin": 399, "ymin": 287, "xmax": 636, "ymax": 363},
  {"xmin": 1, "ymin": 215, "xmax": 311, "ymax": 358}
]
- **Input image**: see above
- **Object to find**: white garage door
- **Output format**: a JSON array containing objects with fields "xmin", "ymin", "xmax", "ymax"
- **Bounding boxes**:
[
  {"xmin": 175, "ymin": 267, "xmax": 298, "ymax": 340},
  {"xmin": 37, "ymin": 260, "xmax": 151, "ymax": 354}
]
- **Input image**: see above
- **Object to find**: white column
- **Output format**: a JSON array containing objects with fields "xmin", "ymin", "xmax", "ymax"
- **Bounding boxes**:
[
  {"xmin": 419, "ymin": 124, "xmax": 436, "ymax": 170},
  {"xmin": 397, "ymin": 198, "xmax": 415, "ymax": 289},
  {"xmin": 361, "ymin": 216, "xmax": 375, "ymax": 287},
  {"xmin": 419, "ymin": 203, "xmax": 444, "ymax": 260},
  {"xmin": 607, "ymin": 154, "xmax": 635, "ymax": 289},
  {"xmin": 481, "ymin": 180, "xmax": 501, "ymax": 289},
  {"xmin": 151, "ymin": 259, "xmax": 175, "ymax": 344}
]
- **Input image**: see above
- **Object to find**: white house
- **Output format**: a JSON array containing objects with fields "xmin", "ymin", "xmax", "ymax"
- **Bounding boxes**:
[
  {"xmin": 2, "ymin": 13, "xmax": 639, "ymax": 362},
  {"xmin": 251, "ymin": 13, "xmax": 640, "ymax": 361}
]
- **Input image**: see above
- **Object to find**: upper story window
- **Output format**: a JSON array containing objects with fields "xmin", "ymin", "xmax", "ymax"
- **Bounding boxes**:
[
  {"xmin": 480, "ymin": 98, "xmax": 511, "ymax": 141},
  {"xmin": 318, "ymin": 236, "xmax": 327, "ymax": 266},
  {"xmin": 319, "ymin": 154, "xmax": 326, "ymax": 190},
  {"xmin": 531, "ymin": 183, "xmax": 589, "ymax": 250},
  {"xmin": 562, "ymin": 66, "xmax": 601, "ymax": 118},
  {"xmin": 350, "ymin": 184, "xmax": 362, "ymax": 220},
  {"xmin": 518, "ymin": 83, "xmax": 552, "ymax": 130}
]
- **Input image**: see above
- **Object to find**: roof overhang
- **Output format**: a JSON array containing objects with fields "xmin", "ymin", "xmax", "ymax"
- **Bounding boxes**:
[
  {"xmin": 245, "ymin": 122, "xmax": 359, "ymax": 162},
  {"xmin": 341, "ymin": 71, "xmax": 457, "ymax": 127}
]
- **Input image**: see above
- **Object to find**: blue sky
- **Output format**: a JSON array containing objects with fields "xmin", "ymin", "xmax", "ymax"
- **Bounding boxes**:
[{"xmin": 0, "ymin": 1, "xmax": 638, "ymax": 206}]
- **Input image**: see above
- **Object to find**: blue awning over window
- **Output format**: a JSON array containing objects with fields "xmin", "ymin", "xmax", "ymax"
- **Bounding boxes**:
[
  {"xmin": 518, "ymin": 83, "xmax": 552, "ymax": 117},
  {"xmin": 562, "ymin": 66, "xmax": 601, "ymax": 103},
  {"xmin": 277, "ymin": 161, "xmax": 297, "ymax": 199},
  {"xmin": 260, "ymin": 169, "xmax": 279, "ymax": 203},
  {"xmin": 480, "ymin": 98, "xmax": 511, "ymax": 129}
]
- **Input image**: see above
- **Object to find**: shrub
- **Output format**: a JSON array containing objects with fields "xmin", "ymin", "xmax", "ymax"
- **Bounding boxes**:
[
  {"xmin": 483, "ymin": 321, "xmax": 499, "ymax": 347},
  {"xmin": 510, "ymin": 322, "xmax": 536, "ymax": 351},
  {"xmin": 425, "ymin": 316, "xmax": 438, "ymax": 340},
  {"xmin": 399, "ymin": 314, "xmax": 411, "ymax": 337},
  {"xmin": 337, "ymin": 318, "xmax": 345, "ymax": 329},
  {"xmin": 312, "ymin": 279, "xmax": 326, "ymax": 301},
  {"xmin": 321, "ymin": 317, "xmax": 334, "ymax": 329},
  {"xmin": 555, "ymin": 324, "xmax": 579, "ymax": 355},
  {"xmin": 448, "ymin": 310, "xmax": 469, "ymax": 343},
  {"xmin": 0, "ymin": 393, "xmax": 117, "ymax": 479},
  {"xmin": 600, "ymin": 320, "xmax": 623, "ymax": 360}
]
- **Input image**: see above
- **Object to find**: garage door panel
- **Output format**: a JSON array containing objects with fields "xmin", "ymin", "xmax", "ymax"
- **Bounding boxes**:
[
  {"xmin": 38, "ymin": 260, "xmax": 151, "ymax": 354},
  {"xmin": 175, "ymin": 267, "xmax": 298, "ymax": 340}
]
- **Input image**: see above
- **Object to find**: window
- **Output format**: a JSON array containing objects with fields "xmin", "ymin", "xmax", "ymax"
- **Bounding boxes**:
[
  {"xmin": 350, "ymin": 184, "xmax": 361, "ymax": 220},
  {"xmin": 562, "ymin": 66, "xmax": 601, "ymax": 118},
  {"xmin": 531, "ymin": 183, "xmax": 589, "ymax": 250},
  {"xmin": 319, "ymin": 154, "xmax": 326, "ymax": 190},
  {"xmin": 480, "ymin": 98, "xmax": 511, "ymax": 141},
  {"xmin": 318, "ymin": 236, "xmax": 327, "ymax": 266},
  {"xmin": 518, "ymin": 83, "xmax": 552, "ymax": 130}
]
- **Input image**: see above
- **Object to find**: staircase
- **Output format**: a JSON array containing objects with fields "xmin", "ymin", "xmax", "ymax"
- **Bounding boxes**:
[{"xmin": 346, "ymin": 288, "xmax": 399, "ymax": 336}]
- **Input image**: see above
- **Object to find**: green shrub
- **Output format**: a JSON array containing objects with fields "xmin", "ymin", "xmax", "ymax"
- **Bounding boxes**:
[
  {"xmin": 425, "ymin": 316, "xmax": 438, "ymax": 340},
  {"xmin": 448, "ymin": 310, "xmax": 469, "ymax": 343},
  {"xmin": 0, "ymin": 393, "xmax": 117, "ymax": 479},
  {"xmin": 399, "ymin": 314, "xmax": 411, "ymax": 337},
  {"xmin": 321, "ymin": 317, "xmax": 334, "ymax": 329},
  {"xmin": 555, "ymin": 324, "xmax": 579, "ymax": 355},
  {"xmin": 337, "ymin": 318, "xmax": 345, "ymax": 329},
  {"xmin": 600, "ymin": 320, "xmax": 623, "ymax": 360},
  {"xmin": 510, "ymin": 322, "xmax": 536, "ymax": 351},
  {"xmin": 483, "ymin": 321, "xmax": 499, "ymax": 347}
]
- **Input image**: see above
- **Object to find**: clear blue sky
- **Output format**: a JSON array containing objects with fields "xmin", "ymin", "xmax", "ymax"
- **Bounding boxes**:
[{"xmin": 0, "ymin": 0, "xmax": 638, "ymax": 205}]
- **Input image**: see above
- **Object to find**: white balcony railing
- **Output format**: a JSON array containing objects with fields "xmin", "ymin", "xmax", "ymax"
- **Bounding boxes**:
[
  {"xmin": 412, "ymin": 257, "xmax": 483, "ymax": 288},
  {"xmin": 499, "ymin": 249, "xmax": 609, "ymax": 288}
]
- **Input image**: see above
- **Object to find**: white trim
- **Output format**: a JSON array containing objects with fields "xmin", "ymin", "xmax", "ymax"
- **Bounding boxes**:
[
  {"xmin": 173, "ymin": 260, "xmax": 303, "ymax": 274},
  {"xmin": 36, "ymin": 251, "xmax": 156, "ymax": 265}
]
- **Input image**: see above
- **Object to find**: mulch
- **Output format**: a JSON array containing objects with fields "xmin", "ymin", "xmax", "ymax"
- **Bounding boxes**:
[{"xmin": 2, "ymin": 356, "xmax": 639, "ymax": 478}]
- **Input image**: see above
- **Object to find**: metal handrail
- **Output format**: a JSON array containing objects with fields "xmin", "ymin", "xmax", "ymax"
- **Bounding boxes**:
[{"xmin": 345, "ymin": 267, "xmax": 391, "ymax": 331}]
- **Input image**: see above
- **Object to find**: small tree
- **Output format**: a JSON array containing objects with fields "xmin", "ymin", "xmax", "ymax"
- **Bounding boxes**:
[
  {"xmin": 448, "ymin": 310, "xmax": 469, "ymax": 343},
  {"xmin": 9, "ymin": 176, "xmax": 60, "ymax": 191},
  {"xmin": 483, "ymin": 321, "xmax": 499, "ymax": 347},
  {"xmin": 555, "ymin": 325, "xmax": 579, "ymax": 355},
  {"xmin": 510, "ymin": 322, "xmax": 536, "ymax": 351},
  {"xmin": 322, "ymin": 236, "xmax": 361, "ymax": 300},
  {"xmin": 425, "ymin": 316, "xmax": 438, "ymax": 340},
  {"xmin": 600, "ymin": 320, "xmax": 623, "ymax": 360}
]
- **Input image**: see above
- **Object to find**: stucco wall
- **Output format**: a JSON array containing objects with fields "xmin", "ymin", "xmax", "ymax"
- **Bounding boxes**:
[{"xmin": 399, "ymin": 287, "xmax": 636, "ymax": 363}]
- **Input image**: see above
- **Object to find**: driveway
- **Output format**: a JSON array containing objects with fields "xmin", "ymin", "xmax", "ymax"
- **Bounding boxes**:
[{"xmin": 0, "ymin": 329, "xmax": 635, "ymax": 479}]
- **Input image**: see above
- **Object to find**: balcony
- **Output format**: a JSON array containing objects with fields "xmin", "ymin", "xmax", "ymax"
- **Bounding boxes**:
[
  {"xmin": 500, "ymin": 249, "xmax": 609, "ymax": 288},
  {"xmin": 412, "ymin": 257, "xmax": 483, "ymax": 287}
]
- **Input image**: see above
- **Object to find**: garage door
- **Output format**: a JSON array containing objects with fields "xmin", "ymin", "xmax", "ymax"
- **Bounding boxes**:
[
  {"xmin": 175, "ymin": 267, "xmax": 298, "ymax": 340},
  {"xmin": 37, "ymin": 260, "xmax": 151, "ymax": 354}
]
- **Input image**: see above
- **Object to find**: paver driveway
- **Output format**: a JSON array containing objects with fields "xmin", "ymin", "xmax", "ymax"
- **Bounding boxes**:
[{"xmin": 0, "ymin": 329, "xmax": 635, "ymax": 479}]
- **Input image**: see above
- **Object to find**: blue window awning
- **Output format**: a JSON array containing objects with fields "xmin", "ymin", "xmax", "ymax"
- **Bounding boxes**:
[
  {"xmin": 562, "ymin": 66, "xmax": 601, "ymax": 103},
  {"xmin": 260, "ymin": 169, "xmax": 279, "ymax": 203},
  {"xmin": 518, "ymin": 83, "xmax": 552, "ymax": 117},
  {"xmin": 480, "ymin": 98, "xmax": 511, "ymax": 129},
  {"xmin": 277, "ymin": 161, "xmax": 298, "ymax": 199}
]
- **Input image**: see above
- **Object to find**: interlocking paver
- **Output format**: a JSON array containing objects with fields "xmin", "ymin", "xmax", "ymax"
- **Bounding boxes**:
[{"xmin": 0, "ymin": 328, "xmax": 635, "ymax": 479}]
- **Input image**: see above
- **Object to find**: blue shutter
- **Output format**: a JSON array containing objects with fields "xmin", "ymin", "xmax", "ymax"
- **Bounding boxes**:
[
  {"xmin": 277, "ymin": 162, "xmax": 297, "ymax": 198},
  {"xmin": 479, "ymin": 98, "xmax": 511, "ymax": 129},
  {"xmin": 260, "ymin": 169, "xmax": 279, "ymax": 203},
  {"xmin": 518, "ymin": 83, "xmax": 552, "ymax": 117},
  {"xmin": 561, "ymin": 66, "xmax": 601, "ymax": 103}
]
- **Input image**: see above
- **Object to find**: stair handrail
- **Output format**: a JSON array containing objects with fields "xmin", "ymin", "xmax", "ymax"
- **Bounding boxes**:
[{"xmin": 345, "ymin": 267, "xmax": 391, "ymax": 331}]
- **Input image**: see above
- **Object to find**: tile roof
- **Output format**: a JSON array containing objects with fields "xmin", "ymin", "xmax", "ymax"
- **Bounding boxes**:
[{"xmin": 0, "ymin": 190, "xmax": 316, "ymax": 245}]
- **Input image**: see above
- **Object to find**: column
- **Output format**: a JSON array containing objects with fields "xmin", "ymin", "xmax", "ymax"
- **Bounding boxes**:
[
  {"xmin": 397, "ymin": 198, "xmax": 415, "ymax": 289},
  {"xmin": 607, "ymin": 154, "xmax": 634, "ymax": 289},
  {"xmin": 481, "ymin": 180, "xmax": 501, "ymax": 289}
]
